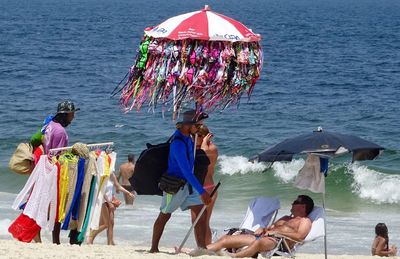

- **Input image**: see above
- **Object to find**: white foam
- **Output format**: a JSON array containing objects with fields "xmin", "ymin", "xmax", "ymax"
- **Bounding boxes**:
[
  {"xmin": 218, "ymin": 155, "xmax": 268, "ymax": 175},
  {"xmin": 349, "ymin": 163, "xmax": 400, "ymax": 204},
  {"xmin": 271, "ymin": 159, "xmax": 305, "ymax": 183}
]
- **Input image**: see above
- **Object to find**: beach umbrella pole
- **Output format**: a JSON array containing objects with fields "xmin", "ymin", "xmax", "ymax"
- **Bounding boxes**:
[
  {"xmin": 176, "ymin": 182, "xmax": 221, "ymax": 253},
  {"xmin": 322, "ymin": 191, "xmax": 328, "ymax": 259}
]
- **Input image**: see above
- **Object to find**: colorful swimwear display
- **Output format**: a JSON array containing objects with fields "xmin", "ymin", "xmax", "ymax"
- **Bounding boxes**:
[{"xmin": 117, "ymin": 37, "xmax": 263, "ymax": 115}]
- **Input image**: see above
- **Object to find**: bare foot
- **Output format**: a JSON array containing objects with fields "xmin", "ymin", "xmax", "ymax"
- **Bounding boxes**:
[
  {"xmin": 188, "ymin": 248, "xmax": 217, "ymax": 257},
  {"xmin": 86, "ymin": 236, "xmax": 94, "ymax": 245},
  {"xmin": 149, "ymin": 248, "xmax": 159, "ymax": 253}
]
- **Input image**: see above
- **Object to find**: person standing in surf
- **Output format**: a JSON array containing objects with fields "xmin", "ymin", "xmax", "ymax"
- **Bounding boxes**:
[{"xmin": 116, "ymin": 154, "xmax": 136, "ymax": 205}]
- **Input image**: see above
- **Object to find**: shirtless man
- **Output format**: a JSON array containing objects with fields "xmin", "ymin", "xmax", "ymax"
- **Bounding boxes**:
[
  {"xmin": 116, "ymin": 154, "xmax": 135, "ymax": 205},
  {"xmin": 206, "ymin": 195, "xmax": 314, "ymax": 258}
]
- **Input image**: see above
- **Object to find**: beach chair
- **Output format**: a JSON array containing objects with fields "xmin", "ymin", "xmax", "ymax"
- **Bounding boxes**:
[
  {"xmin": 225, "ymin": 196, "xmax": 280, "ymax": 236},
  {"xmin": 262, "ymin": 206, "xmax": 326, "ymax": 258}
]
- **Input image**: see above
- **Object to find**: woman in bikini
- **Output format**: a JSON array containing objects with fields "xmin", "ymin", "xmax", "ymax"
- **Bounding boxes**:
[
  {"xmin": 197, "ymin": 125, "xmax": 219, "ymax": 245},
  {"xmin": 372, "ymin": 223, "xmax": 397, "ymax": 256}
]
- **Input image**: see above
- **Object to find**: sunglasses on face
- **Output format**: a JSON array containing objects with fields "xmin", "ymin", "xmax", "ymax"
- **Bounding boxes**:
[{"xmin": 292, "ymin": 200, "xmax": 304, "ymax": 205}]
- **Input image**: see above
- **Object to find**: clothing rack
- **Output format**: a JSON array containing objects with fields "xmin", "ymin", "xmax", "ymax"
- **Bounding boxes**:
[{"xmin": 48, "ymin": 142, "xmax": 114, "ymax": 153}]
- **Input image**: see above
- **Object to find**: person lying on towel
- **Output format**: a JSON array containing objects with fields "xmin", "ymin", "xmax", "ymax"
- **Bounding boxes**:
[{"xmin": 206, "ymin": 195, "xmax": 314, "ymax": 258}]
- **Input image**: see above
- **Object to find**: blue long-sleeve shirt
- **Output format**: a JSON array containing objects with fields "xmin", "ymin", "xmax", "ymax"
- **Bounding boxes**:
[{"xmin": 167, "ymin": 130, "xmax": 205, "ymax": 195}]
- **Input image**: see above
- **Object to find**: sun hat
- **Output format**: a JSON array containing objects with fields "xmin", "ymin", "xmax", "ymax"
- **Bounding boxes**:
[
  {"xmin": 176, "ymin": 110, "xmax": 208, "ymax": 125},
  {"xmin": 71, "ymin": 142, "xmax": 89, "ymax": 159},
  {"xmin": 57, "ymin": 101, "xmax": 80, "ymax": 114}
]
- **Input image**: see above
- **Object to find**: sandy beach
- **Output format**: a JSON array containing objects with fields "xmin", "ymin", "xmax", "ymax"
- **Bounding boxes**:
[{"xmin": 0, "ymin": 240, "xmax": 396, "ymax": 259}]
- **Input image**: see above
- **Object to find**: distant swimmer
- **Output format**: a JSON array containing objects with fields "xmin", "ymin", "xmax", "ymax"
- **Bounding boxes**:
[{"xmin": 116, "ymin": 154, "xmax": 135, "ymax": 205}]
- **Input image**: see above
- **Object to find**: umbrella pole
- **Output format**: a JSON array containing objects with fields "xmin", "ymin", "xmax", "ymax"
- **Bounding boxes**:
[
  {"xmin": 322, "ymin": 191, "xmax": 328, "ymax": 259},
  {"xmin": 176, "ymin": 182, "xmax": 221, "ymax": 253}
]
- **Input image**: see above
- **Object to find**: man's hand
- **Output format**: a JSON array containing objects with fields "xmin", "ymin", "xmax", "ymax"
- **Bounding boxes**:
[
  {"xmin": 254, "ymin": 227, "xmax": 265, "ymax": 236},
  {"xmin": 200, "ymin": 192, "xmax": 211, "ymax": 206}
]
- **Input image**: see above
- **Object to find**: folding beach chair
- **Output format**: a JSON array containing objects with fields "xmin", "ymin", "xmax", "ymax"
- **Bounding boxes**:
[
  {"xmin": 262, "ymin": 206, "xmax": 326, "ymax": 258},
  {"xmin": 225, "ymin": 196, "xmax": 280, "ymax": 236}
]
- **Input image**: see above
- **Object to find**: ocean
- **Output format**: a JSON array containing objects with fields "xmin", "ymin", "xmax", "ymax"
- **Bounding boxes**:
[{"xmin": 1, "ymin": 0, "xmax": 400, "ymax": 255}]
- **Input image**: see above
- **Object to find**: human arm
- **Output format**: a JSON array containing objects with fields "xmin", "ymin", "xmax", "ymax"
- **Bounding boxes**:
[
  {"xmin": 110, "ymin": 173, "xmax": 134, "ymax": 197},
  {"xmin": 253, "ymin": 216, "xmax": 288, "ymax": 236},
  {"xmin": 267, "ymin": 217, "xmax": 312, "ymax": 242},
  {"xmin": 116, "ymin": 165, "xmax": 123, "ymax": 183},
  {"xmin": 373, "ymin": 237, "xmax": 397, "ymax": 256},
  {"xmin": 170, "ymin": 140, "xmax": 205, "ymax": 195}
]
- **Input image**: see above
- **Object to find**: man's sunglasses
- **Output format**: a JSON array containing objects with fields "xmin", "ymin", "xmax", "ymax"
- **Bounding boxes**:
[{"xmin": 292, "ymin": 200, "xmax": 304, "ymax": 205}]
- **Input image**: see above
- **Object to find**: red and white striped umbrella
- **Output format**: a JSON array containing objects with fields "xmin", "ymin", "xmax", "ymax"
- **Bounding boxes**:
[{"xmin": 144, "ymin": 5, "xmax": 261, "ymax": 42}]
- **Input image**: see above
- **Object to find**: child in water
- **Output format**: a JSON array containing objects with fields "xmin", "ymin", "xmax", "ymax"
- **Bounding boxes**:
[{"xmin": 372, "ymin": 223, "xmax": 397, "ymax": 256}]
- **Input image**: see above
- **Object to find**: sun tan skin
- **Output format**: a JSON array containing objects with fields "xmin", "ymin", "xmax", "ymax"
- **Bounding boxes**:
[
  {"xmin": 372, "ymin": 236, "xmax": 397, "ymax": 257},
  {"xmin": 116, "ymin": 157, "xmax": 135, "ymax": 205},
  {"xmin": 197, "ymin": 132, "xmax": 219, "ymax": 245},
  {"xmin": 206, "ymin": 199, "xmax": 312, "ymax": 258}
]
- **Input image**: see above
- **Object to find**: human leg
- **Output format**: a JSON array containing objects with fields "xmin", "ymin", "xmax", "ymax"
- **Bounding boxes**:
[
  {"xmin": 33, "ymin": 231, "xmax": 42, "ymax": 243},
  {"xmin": 87, "ymin": 203, "xmax": 109, "ymax": 244},
  {"xmin": 205, "ymin": 190, "xmax": 217, "ymax": 245},
  {"xmin": 207, "ymin": 234, "xmax": 256, "ymax": 252},
  {"xmin": 123, "ymin": 192, "xmax": 134, "ymax": 205},
  {"xmin": 231, "ymin": 237, "xmax": 278, "ymax": 258},
  {"xmin": 150, "ymin": 212, "xmax": 171, "ymax": 253},
  {"xmin": 106, "ymin": 203, "xmax": 115, "ymax": 245},
  {"xmin": 189, "ymin": 204, "xmax": 207, "ymax": 248},
  {"xmin": 52, "ymin": 222, "xmax": 61, "ymax": 244}
]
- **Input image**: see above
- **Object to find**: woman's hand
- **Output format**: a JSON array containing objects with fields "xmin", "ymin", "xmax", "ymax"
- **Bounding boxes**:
[
  {"xmin": 389, "ymin": 245, "xmax": 397, "ymax": 256},
  {"xmin": 203, "ymin": 133, "xmax": 214, "ymax": 144}
]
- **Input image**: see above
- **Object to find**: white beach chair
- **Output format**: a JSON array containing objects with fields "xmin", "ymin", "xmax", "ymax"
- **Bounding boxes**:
[
  {"xmin": 263, "ymin": 206, "xmax": 326, "ymax": 258},
  {"xmin": 225, "ymin": 196, "xmax": 280, "ymax": 235}
]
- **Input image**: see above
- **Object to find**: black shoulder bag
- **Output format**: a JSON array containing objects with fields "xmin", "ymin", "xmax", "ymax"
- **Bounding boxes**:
[{"xmin": 158, "ymin": 136, "xmax": 191, "ymax": 194}]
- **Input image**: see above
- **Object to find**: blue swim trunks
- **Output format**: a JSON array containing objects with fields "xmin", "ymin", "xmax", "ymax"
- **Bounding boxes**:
[{"xmin": 160, "ymin": 184, "xmax": 203, "ymax": 214}]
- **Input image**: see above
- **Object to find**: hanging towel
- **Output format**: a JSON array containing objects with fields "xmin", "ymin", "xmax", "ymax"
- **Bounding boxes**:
[
  {"xmin": 77, "ymin": 152, "xmax": 97, "ymax": 232},
  {"xmin": 62, "ymin": 157, "xmax": 85, "ymax": 230},
  {"xmin": 88, "ymin": 153, "xmax": 110, "ymax": 231},
  {"xmin": 77, "ymin": 175, "xmax": 97, "ymax": 242},
  {"xmin": 12, "ymin": 155, "xmax": 58, "ymax": 231},
  {"xmin": 293, "ymin": 154, "xmax": 325, "ymax": 193}
]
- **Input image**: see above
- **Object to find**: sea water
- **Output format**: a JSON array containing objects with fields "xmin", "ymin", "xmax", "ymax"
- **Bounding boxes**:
[{"xmin": 1, "ymin": 0, "xmax": 400, "ymax": 255}]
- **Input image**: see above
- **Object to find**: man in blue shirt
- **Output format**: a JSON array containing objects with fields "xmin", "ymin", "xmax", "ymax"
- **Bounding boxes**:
[{"xmin": 150, "ymin": 110, "xmax": 212, "ymax": 253}]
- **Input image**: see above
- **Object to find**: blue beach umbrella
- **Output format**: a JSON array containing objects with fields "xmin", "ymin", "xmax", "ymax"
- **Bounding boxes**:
[
  {"xmin": 254, "ymin": 127, "xmax": 384, "ymax": 163},
  {"xmin": 252, "ymin": 127, "xmax": 384, "ymax": 259}
]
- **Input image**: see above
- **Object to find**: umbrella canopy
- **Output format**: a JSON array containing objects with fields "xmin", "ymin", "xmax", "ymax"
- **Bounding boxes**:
[
  {"xmin": 115, "ymin": 5, "xmax": 263, "ymax": 118},
  {"xmin": 256, "ymin": 128, "xmax": 385, "ymax": 163},
  {"xmin": 144, "ymin": 5, "xmax": 261, "ymax": 42}
]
